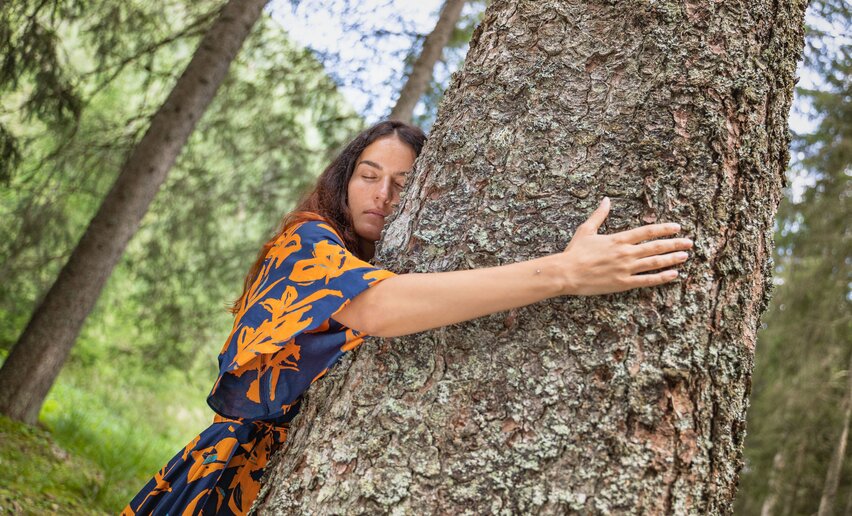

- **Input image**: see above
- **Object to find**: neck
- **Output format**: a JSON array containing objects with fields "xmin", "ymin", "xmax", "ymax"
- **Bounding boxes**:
[{"xmin": 360, "ymin": 238, "xmax": 376, "ymax": 261}]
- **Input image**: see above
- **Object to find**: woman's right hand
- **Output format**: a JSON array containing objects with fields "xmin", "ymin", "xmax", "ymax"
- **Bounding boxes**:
[{"xmin": 559, "ymin": 197, "xmax": 693, "ymax": 296}]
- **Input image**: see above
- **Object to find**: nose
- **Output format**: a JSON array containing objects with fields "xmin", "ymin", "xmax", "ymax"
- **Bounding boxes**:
[{"xmin": 375, "ymin": 178, "xmax": 392, "ymax": 204}]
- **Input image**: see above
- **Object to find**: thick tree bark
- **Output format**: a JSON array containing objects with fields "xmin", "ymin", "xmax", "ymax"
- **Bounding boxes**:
[
  {"xmin": 817, "ymin": 353, "xmax": 852, "ymax": 516},
  {"xmin": 388, "ymin": 0, "xmax": 467, "ymax": 124},
  {"xmin": 255, "ymin": 0, "xmax": 807, "ymax": 513},
  {"xmin": 0, "ymin": 0, "xmax": 269, "ymax": 424}
]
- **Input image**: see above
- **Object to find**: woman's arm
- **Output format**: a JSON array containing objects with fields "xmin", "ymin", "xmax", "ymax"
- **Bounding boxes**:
[{"xmin": 333, "ymin": 197, "xmax": 693, "ymax": 338}]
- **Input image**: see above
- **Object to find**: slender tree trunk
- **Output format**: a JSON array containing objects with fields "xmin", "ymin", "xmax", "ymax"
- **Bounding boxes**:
[
  {"xmin": 817, "ymin": 353, "xmax": 852, "ymax": 516},
  {"xmin": 388, "ymin": 0, "xmax": 466, "ymax": 123},
  {"xmin": 845, "ymin": 480, "xmax": 852, "ymax": 516},
  {"xmin": 760, "ymin": 450, "xmax": 786, "ymax": 516},
  {"xmin": 255, "ymin": 0, "xmax": 807, "ymax": 513},
  {"xmin": 784, "ymin": 440, "xmax": 808, "ymax": 516},
  {"xmin": 0, "ymin": 0, "xmax": 269, "ymax": 425}
]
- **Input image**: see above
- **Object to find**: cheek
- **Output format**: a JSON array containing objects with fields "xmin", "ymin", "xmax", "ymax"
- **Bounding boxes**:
[
  {"xmin": 347, "ymin": 181, "xmax": 370, "ymax": 212},
  {"xmin": 346, "ymin": 182, "xmax": 359, "ymax": 208}
]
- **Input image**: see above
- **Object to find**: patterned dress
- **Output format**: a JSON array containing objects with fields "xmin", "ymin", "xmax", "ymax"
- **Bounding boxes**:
[{"xmin": 122, "ymin": 217, "xmax": 396, "ymax": 515}]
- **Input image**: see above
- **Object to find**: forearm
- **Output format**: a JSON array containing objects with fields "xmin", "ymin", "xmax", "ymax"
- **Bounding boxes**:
[
  {"xmin": 340, "ymin": 255, "xmax": 566, "ymax": 338},
  {"xmin": 334, "ymin": 201, "xmax": 692, "ymax": 338}
]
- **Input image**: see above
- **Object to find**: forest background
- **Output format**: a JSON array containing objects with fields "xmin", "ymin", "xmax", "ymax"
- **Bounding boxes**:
[{"xmin": 0, "ymin": 0, "xmax": 847, "ymax": 514}]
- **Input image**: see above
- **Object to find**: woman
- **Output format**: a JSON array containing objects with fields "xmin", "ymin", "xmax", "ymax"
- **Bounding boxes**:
[{"xmin": 122, "ymin": 120, "xmax": 692, "ymax": 515}]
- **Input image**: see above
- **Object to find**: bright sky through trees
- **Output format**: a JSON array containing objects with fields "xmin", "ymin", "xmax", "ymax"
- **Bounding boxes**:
[{"xmin": 269, "ymin": 0, "xmax": 447, "ymax": 120}]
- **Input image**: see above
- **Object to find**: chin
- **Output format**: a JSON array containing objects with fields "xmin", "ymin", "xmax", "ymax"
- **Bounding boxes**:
[{"xmin": 355, "ymin": 224, "xmax": 381, "ymax": 243}]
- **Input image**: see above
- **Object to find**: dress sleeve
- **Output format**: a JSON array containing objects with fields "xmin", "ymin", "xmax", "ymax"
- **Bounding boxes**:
[{"xmin": 207, "ymin": 219, "xmax": 396, "ymax": 420}]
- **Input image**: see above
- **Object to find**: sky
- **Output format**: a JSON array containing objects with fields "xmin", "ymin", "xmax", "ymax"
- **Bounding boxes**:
[{"xmin": 268, "ymin": 0, "xmax": 447, "ymax": 121}]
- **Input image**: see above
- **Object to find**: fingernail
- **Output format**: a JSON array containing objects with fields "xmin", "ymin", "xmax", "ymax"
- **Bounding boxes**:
[
  {"xmin": 676, "ymin": 252, "xmax": 688, "ymax": 259},
  {"xmin": 666, "ymin": 270, "xmax": 679, "ymax": 278},
  {"xmin": 603, "ymin": 196, "xmax": 610, "ymax": 204},
  {"xmin": 668, "ymin": 223, "xmax": 681, "ymax": 231}
]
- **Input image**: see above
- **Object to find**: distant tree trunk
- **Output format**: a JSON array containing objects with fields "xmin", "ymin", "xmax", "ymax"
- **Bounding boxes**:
[
  {"xmin": 388, "ymin": 0, "xmax": 466, "ymax": 123},
  {"xmin": 254, "ymin": 0, "xmax": 807, "ymax": 513},
  {"xmin": 845, "ymin": 482, "xmax": 852, "ymax": 516},
  {"xmin": 0, "ymin": 0, "xmax": 269, "ymax": 425},
  {"xmin": 760, "ymin": 450, "xmax": 786, "ymax": 516},
  {"xmin": 784, "ymin": 440, "xmax": 808, "ymax": 516},
  {"xmin": 817, "ymin": 354, "xmax": 852, "ymax": 516}
]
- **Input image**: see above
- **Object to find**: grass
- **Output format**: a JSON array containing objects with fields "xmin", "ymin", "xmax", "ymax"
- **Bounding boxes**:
[
  {"xmin": 0, "ymin": 415, "xmax": 109, "ymax": 515},
  {"xmin": 0, "ymin": 353, "xmax": 214, "ymax": 514}
]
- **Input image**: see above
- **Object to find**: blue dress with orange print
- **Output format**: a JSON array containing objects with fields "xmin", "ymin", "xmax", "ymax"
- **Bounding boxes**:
[{"xmin": 122, "ymin": 218, "xmax": 396, "ymax": 515}]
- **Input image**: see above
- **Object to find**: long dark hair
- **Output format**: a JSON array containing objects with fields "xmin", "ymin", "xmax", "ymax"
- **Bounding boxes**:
[{"xmin": 228, "ymin": 120, "xmax": 427, "ymax": 315}]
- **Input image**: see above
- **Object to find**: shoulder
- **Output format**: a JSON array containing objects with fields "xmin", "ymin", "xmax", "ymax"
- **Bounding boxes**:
[
  {"xmin": 291, "ymin": 219, "xmax": 345, "ymax": 247},
  {"xmin": 268, "ymin": 215, "xmax": 348, "ymax": 265}
]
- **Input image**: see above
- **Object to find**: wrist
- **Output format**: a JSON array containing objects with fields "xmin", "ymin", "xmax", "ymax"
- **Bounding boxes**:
[{"xmin": 533, "ymin": 254, "xmax": 571, "ymax": 298}]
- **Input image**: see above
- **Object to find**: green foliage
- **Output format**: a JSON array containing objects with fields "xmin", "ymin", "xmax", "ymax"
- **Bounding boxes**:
[
  {"xmin": 0, "ymin": 2, "xmax": 362, "ymax": 367},
  {"xmin": 0, "ymin": 1, "xmax": 82, "ymax": 128},
  {"xmin": 0, "ymin": 0, "xmax": 221, "ymax": 183}
]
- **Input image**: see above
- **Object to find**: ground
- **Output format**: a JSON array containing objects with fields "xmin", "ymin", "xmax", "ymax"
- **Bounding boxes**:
[{"xmin": 0, "ymin": 416, "xmax": 112, "ymax": 515}]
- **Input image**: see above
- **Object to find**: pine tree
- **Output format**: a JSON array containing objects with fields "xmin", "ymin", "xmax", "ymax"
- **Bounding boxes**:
[{"xmin": 253, "ymin": 0, "xmax": 809, "ymax": 512}]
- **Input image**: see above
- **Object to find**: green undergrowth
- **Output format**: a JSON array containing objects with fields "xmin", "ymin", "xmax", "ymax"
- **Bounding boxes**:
[
  {"xmin": 0, "ymin": 351, "xmax": 214, "ymax": 513},
  {"xmin": 0, "ymin": 415, "xmax": 109, "ymax": 515}
]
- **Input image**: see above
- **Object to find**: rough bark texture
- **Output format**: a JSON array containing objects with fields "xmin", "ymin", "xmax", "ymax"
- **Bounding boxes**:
[
  {"xmin": 388, "ymin": 0, "xmax": 467, "ymax": 124},
  {"xmin": 817, "ymin": 354, "xmax": 852, "ymax": 516},
  {"xmin": 255, "ymin": 0, "xmax": 807, "ymax": 513},
  {"xmin": 0, "ymin": 0, "xmax": 269, "ymax": 424}
]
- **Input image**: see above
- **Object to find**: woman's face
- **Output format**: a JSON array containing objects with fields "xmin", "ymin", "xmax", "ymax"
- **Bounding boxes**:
[{"xmin": 347, "ymin": 135, "xmax": 416, "ymax": 249}]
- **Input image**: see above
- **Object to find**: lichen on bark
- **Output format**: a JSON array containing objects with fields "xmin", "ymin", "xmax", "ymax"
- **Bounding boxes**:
[{"xmin": 253, "ymin": 1, "xmax": 808, "ymax": 514}]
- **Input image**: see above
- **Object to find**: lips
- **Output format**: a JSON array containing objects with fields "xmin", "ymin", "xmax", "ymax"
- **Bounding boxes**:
[{"xmin": 365, "ymin": 210, "xmax": 386, "ymax": 219}]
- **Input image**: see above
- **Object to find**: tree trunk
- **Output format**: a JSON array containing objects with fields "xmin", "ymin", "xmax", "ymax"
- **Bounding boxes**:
[
  {"xmin": 760, "ymin": 450, "xmax": 786, "ymax": 516},
  {"xmin": 388, "ymin": 0, "xmax": 467, "ymax": 124},
  {"xmin": 845, "ymin": 480, "xmax": 852, "ymax": 516},
  {"xmin": 0, "ymin": 0, "xmax": 269, "ymax": 425},
  {"xmin": 255, "ymin": 0, "xmax": 807, "ymax": 513},
  {"xmin": 817, "ymin": 353, "xmax": 852, "ymax": 516},
  {"xmin": 783, "ymin": 440, "xmax": 808, "ymax": 516}
]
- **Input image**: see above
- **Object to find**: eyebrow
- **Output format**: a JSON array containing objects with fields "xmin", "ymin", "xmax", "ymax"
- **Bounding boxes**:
[{"xmin": 358, "ymin": 160, "xmax": 409, "ymax": 176}]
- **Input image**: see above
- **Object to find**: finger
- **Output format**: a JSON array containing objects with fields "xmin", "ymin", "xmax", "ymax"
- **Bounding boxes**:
[
  {"xmin": 613, "ymin": 222, "xmax": 681, "ymax": 244},
  {"xmin": 623, "ymin": 269, "xmax": 680, "ymax": 288},
  {"xmin": 632, "ymin": 238, "xmax": 694, "ymax": 259},
  {"xmin": 576, "ymin": 196, "xmax": 610, "ymax": 236},
  {"xmin": 630, "ymin": 251, "xmax": 689, "ymax": 273}
]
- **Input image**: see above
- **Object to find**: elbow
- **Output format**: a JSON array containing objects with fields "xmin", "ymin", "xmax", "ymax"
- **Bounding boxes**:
[
  {"xmin": 359, "ymin": 296, "xmax": 401, "ymax": 338},
  {"xmin": 364, "ymin": 307, "xmax": 406, "ymax": 338},
  {"xmin": 338, "ymin": 287, "xmax": 388, "ymax": 337},
  {"xmin": 367, "ymin": 321, "xmax": 395, "ymax": 339},
  {"xmin": 337, "ymin": 277, "xmax": 404, "ymax": 338},
  {"xmin": 353, "ymin": 313, "xmax": 380, "ymax": 337},
  {"xmin": 361, "ymin": 303, "xmax": 390, "ymax": 338}
]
